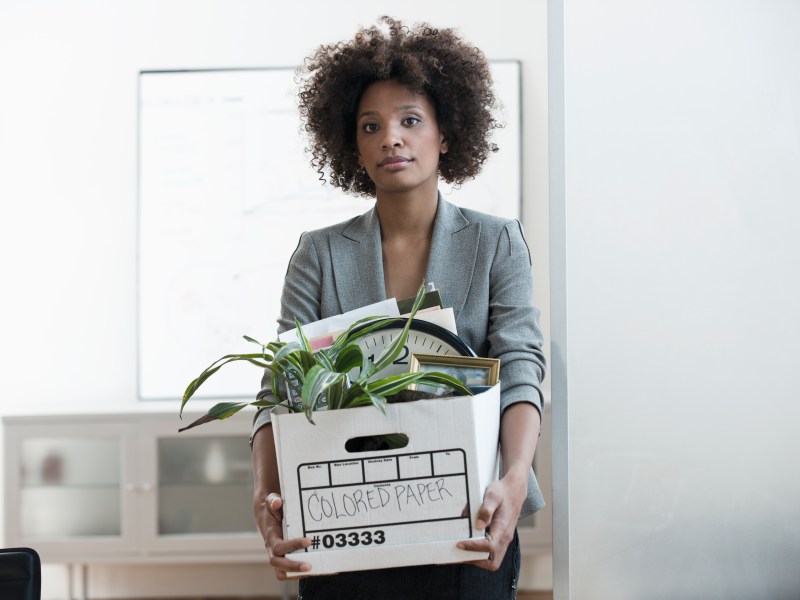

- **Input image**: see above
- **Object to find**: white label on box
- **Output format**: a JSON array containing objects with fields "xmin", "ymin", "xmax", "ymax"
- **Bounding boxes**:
[{"xmin": 297, "ymin": 449, "xmax": 473, "ymax": 553}]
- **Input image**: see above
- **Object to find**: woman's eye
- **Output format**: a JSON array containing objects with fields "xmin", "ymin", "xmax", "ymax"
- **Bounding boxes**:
[
  {"xmin": 363, "ymin": 123, "xmax": 378, "ymax": 133},
  {"xmin": 402, "ymin": 116, "xmax": 421, "ymax": 126}
]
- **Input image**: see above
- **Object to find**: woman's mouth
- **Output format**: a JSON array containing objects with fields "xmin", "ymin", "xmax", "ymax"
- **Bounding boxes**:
[{"xmin": 379, "ymin": 156, "xmax": 411, "ymax": 170}]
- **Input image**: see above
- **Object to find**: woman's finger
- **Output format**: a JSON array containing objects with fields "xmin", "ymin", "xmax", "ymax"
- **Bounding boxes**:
[
  {"xmin": 475, "ymin": 485, "xmax": 501, "ymax": 530},
  {"xmin": 458, "ymin": 529, "xmax": 508, "ymax": 571},
  {"xmin": 458, "ymin": 537, "xmax": 492, "ymax": 554},
  {"xmin": 269, "ymin": 552, "xmax": 311, "ymax": 575},
  {"xmin": 265, "ymin": 493, "xmax": 284, "ymax": 518},
  {"xmin": 268, "ymin": 535, "xmax": 312, "ymax": 577},
  {"xmin": 271, "ymin": 535, "xmax": 312, "ymax": 557}
]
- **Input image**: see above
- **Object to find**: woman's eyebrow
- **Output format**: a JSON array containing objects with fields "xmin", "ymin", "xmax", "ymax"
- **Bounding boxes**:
[{"xmin": 357, "ymin": 104, "xmax": 424, "ymax": 119}]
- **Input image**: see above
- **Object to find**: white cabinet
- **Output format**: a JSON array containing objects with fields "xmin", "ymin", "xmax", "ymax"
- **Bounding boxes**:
[
  {"xmin": 1, "ymin": 407, "xmax": 552, "ymax": 594},
  {"xmin": 1, "ymin": 411, "xmax": 264, "ymax": 564}
]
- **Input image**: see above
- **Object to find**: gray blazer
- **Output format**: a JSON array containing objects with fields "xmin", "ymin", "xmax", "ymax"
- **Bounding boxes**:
[{"xmin": 254, "ymin": 195, "xmax": 546, "ymax": 516}]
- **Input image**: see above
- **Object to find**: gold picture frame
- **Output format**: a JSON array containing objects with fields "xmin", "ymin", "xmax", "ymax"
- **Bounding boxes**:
[{"xmin": 409, "ymin": 353, "xmax": 500, "ymax": 394}]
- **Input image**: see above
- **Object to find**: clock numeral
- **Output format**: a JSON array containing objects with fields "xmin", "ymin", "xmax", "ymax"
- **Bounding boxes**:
[
  {"xmin": 366, "ymin": 346, "xmax": 409, "ymax": 365},
  {"xmin": 393, "ymin": 345, "xmax": 409, "ymax": 365}
]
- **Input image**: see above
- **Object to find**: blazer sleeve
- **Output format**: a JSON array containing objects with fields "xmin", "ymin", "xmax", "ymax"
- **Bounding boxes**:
[
  {"xmin": 486, "ymin": 219, "xmax": 548, "ymax": 517},
  {"xmin": 251, "ymin": 232, "xmax": 324, "ymax": 443},
  {"xmin": 488, "ymin": 220, "xmax": 547, "ymax": 416},
  {"xmin": 277, "ymin": 232, "xmax": 324, "ymax": 334}
]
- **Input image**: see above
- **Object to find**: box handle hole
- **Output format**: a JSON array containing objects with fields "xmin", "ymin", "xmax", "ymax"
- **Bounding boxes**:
[{"xmin": 344, "ymin": 433, "xmax": 409, "ymax": 453}]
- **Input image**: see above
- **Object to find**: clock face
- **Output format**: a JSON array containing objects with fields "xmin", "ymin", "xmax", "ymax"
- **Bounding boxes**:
[{"xmin": 349, "ymin": 318, "xmax": 475, "ymax": 379}]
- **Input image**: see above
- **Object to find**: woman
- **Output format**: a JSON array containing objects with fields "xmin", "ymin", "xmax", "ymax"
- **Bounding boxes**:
[{"xmin": 251, "ymin": 17, "xmax": 546, "ymax": 599}]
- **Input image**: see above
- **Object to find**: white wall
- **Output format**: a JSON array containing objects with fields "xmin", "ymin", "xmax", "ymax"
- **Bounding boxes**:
[
  {"xmin": 550, "ymin": 0, "xmax": 800, "ymax": 598},
  {"xmin": 0, "ymin": 0, "xmax": 549, "ymax": 410},
  {"xmin": 0, "ymin": 1, "xmax": 550, "ymax": 597}
]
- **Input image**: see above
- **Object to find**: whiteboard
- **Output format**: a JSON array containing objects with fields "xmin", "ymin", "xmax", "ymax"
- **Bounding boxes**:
[{"xmin": 138, "ymin": 63, "xmax": 521, "ymax": 401}]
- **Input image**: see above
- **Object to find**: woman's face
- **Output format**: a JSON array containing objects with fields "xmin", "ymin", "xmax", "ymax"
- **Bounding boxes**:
[{"xmin": 355, "ymin": 79, "xmax": 448, "ymax": 197}]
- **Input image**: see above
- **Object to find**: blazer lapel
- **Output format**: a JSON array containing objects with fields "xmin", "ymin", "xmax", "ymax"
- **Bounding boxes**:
[
  {"xmin": 330, "ymin": 196, "xmax": 479, "ymax": 315},
  {"xmin": 330, "ymin": 206, "xmax": 387, "ymax": 312},
  {"xmin": 425, "ymin": 196, "xmax": 480, "ymax": 316}
]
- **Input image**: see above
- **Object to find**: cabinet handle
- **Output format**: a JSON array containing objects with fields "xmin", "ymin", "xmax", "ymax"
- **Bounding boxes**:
[{"xmin": 141, "ymin": 482, "xmax": 154, "ymax": 492}]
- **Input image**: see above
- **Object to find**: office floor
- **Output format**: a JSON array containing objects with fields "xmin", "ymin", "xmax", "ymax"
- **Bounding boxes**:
[{"xmin": 148, "ymin": 594, "xmax": 553, "ymax": 600}]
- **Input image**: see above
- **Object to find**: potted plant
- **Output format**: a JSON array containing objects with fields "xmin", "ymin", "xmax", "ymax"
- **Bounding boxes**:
[{"xmin": 179, "ymin": 285, "xmax": 472, "ymax": 432}]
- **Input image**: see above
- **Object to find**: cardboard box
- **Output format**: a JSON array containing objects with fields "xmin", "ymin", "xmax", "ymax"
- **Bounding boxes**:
[{"xmin": 270, "ymin": 384, "xmax": 501, "ymax": 576}]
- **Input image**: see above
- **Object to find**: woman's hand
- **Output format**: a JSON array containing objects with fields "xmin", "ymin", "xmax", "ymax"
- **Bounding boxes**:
[
  {"xmin": 458, "ymin": 402, "xmax": 540, "ymax": 571},
  {"xmin": 457, "ymin": 468, "xmax": 527, "ymax": 571},
  {"xmin": 261, "ymin": 492, "xmax": 312, "ymax": 580},
  {"xmin": 252, "ymin": 424, "xmax": 311, "ymax": 579}
]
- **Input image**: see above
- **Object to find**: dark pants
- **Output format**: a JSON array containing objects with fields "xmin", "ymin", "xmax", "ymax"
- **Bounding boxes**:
[{"xmin": 298, "ymin": 531, "xmax": 520, "ymax": 600}]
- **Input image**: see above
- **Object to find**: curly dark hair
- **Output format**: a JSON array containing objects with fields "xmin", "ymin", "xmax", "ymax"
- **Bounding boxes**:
[{"xmin": 297, "ymin": 16, "xmax": 501, "ymax": 197}]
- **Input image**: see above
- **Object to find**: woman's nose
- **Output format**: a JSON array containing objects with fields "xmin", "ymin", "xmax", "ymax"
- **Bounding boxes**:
[{"xmin": 380, "ymin": 125, "xmax": 403, "ymax": 149}]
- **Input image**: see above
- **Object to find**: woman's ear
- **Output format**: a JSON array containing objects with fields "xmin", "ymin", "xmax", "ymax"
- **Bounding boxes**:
[{"xmin": 440, "ymin": 136, "xmax": 449, "ymax": 155}]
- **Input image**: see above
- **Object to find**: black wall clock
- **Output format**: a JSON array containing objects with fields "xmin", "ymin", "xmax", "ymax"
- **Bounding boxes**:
[{"xmin": 348, "ymin": 318, "xmax": 476, "ymax": 378}]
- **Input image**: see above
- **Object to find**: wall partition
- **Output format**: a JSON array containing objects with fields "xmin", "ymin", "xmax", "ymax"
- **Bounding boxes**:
[{"xmin": 550, "ymin": 1, "xmax": 800, "ymax": 598}]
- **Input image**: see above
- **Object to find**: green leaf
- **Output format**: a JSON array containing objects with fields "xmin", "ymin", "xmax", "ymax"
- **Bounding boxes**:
[
  {"xmin": 265, "ymin": 340, "xmax": 287, "ymax": 354},
  {"xmin": 333, "ymin": 344, "xmax": 366, "ymax": 374},
  {"xmin": 271, "ymin": 342, "xmax": 316, "ymax": 380},
  {"xmin": 243, "ymin": 334, "xmax": 269, "ymax": 360},
  {"xmin": 242, "ymin": 335, "xmax": 267, "ymax": 351},
  {"xmin": 372, "ymin": 285, "xmax": 426, "ymax": 374},
  {"xmin": 368, "ymin": 392, "xmax": 387, "ymax": 415},
  {"xmin": 365, "ymin": 372, "xmax": 430, "ymax": 398},
  {"xmin": 181, "ymin": 353, "xmax": 272, "ymax": 415},
  {"xmin": 328, "ymin": 314, "xmax": 389, "ymax": 352},
  {"xmin": 367, "ymin": 371, "xmax": 473, "ymax": 399},
  {"xmin": 270, "ymin": 369, "xmax": 284, "ymax": 401},
  {"xmin": 272, "ymin": 341, "xmax": 302, "ymax": 363},
  {"xmin": 314, "ymin": 349, "xmax": 335, "ymax": 371},
  {"xmin": 411, "ymin": 372, "xmax": 474, "ymax": 397},
  {"xmin": 178, "ymin": 401, "xmax": 248, "ymax": 432},
  {"xmin": 251, "ymin": 398, "xmax": 302, "ymax": 412},
  {"xmin": 295, "ymin": 320, "xmax": 313, "ymax": 354},
  {"xmin": 340, "ymin": 380, "xmax": 367, "ymax": 406},
  {"xmin": 325, "ymin": 377, "xmax": 345, "ymax": 411},
  {"xmin": 300, "ymin": 365, "xmax": 345, "ymax": 418},
  {"xmin": 334, "ymin": 316, "xmax": 393, "ymax": 351}
]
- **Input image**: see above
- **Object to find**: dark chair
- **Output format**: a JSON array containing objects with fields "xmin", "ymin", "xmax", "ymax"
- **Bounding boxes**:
[{"xmin": 0, "ymin": 547, "xmax": 41, "ymax": 600}]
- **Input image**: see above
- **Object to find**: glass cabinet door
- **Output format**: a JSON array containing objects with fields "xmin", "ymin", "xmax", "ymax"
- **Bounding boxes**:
[
  {"xmin": 140, "ymin": 414, "xmax": 264, "ymax": 557},
  {"xmin": 18, "ymin": 436, "xmax": 122, "ymax": 539},
  {"xmin": 157, "ymin": 435, "xmax": 255, "ymax": 535},
  {"xmin": 3, "ymin": 415, "xmax": 263, "ymax": 562}
]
